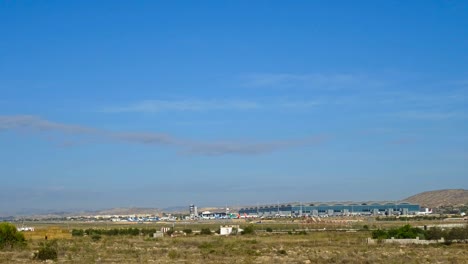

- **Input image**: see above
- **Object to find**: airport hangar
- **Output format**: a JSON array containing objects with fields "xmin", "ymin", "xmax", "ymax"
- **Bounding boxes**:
[{"xmin": 238, "ymin": 202, "xmax": 420, "ymax": 217}]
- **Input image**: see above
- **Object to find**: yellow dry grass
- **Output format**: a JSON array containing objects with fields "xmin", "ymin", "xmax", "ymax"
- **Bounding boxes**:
[{"xmin": 22, "ymin": 227, "xmax": 72, "ymax": 240}]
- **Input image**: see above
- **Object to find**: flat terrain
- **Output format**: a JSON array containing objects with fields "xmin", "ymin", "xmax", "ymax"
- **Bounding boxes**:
[{"xmin": 1, "ymin": 220, "xmax": 467, "ymax": 263}]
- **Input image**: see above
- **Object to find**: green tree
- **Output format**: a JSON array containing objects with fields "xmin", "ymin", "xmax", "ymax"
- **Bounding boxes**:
[{"xmin": 0, "ymin": 222, "xmax": 26, "ymax": 249}]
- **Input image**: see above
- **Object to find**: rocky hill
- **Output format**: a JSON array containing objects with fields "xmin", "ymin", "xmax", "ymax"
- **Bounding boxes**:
[{"xmin": 404, "ymin": 189, "xmax": 468, "ymax": 208}]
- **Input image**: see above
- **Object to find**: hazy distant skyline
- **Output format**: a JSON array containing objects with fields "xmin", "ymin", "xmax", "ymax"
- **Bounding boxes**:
[{"xmin": 1, "ymin": 1, "xmax": 467, "ymax": 215}]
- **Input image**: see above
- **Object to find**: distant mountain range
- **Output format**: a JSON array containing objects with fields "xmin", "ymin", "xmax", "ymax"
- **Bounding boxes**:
[
  {"xmin": 403, "ymin": 189, "xmax": 468, "ymax": 208},
  {"xmin": 3, "ymin": 189, "xmax": 467, "ymax": 218},
  {"xmin": 0, "ymin": 207, "xmax": 161, "ymax": 218}
]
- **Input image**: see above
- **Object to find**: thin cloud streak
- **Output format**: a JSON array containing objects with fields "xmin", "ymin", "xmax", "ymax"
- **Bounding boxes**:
[
  {"xmin": 243, "ymin": 73, "xmax": 382, "ymax": 89},
  {"xmin": 0, "ymin": 115, "xmax": 326, "ymax": 155},
  {"xmin": 101, "ymin": 99, "xmax": 322, "ymax": 113},
  {"xmin": 184, "ymin": 136, "xmax": 326, "ymax": 156},
  {"xmin": 102, "ymin": 99, "xmax": 260, "ymax": 113},
  {"xmin": 395, "ymin": 111, "xmax": 467, "ymax": 120},
  {"xmin": 0, "ymin": 115, "xmax": 97, "ymax": 134}
]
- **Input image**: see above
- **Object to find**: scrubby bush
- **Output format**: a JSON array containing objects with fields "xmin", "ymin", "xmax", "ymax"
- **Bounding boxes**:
[
  {"xmin": 71, "ymin": 229, "xmax": 84, "ymax": 236},
  {"xmin": 447, "ymin": 226, "xmax": 468, "ymax": 241},
  {"xmin": 372, "ymin": 225, "xmax": 425, "ymax": 239},
  {"xmin": 373, "ymin": 224, "xmax": 468, "ymax": 242},
  {"xmin": 389, "ymin": 225, "xmax": 425, "ymax": 239},
  {"xmin": 426, "ymin": 227, "xmax": 445, "ymax": 240},
  {"xmin": 371, "ymin": 229, "xmax": 388, "ymax": 239},
  {"xmin": 0, "ymin": 222, "xmax": 26, "ymax": 249},
  {"xmin": 34, "ymin": 240, "xmax": 58, "ymax": 261},
  {"xmin": 141, "ymin": 228, "xmax": 157, "ymax": 236},
  {"xmin": 76, "ymin": 227, "xmax": 147, "ymax": 237},
  {"xmin": 183, "ymin": 228, "xmax": 192, "ymax": 234},
  {"xmin": 91, "ymin": 234, "xmax": 102, "ymax": 241},
  {"xmin": 241, "ymin": 225, "xmax": 255, "ymax": 235},
  {"xmin": 266, "ymin": 227, "xmax": 273, "ymax": 232},
  {"xmin": 200, "ymin": 228, "xmax": 211, "ymax": 235}
]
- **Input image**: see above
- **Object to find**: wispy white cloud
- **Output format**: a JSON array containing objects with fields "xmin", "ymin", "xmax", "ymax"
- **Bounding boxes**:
[
  {"xmin": 102, "ymin": 99, "xmax": 260, "ymax": 113},
  {"xmin": 395, "ymin": 111, "xmax": 467, "ymax": 120},
  {"xmin": 0, "ymin": 115, "xmax": 326, "ymax": 155},
  {"xmin": 183, "ymin": 136, "xmax": 326, "ymax": 156},
  {"xmin": 101, "ymin": 98, "xmax": 322, "ymax": 113},
  {"xmin": 243, "ymin": 73, "xmax": 381, "ymax": 89},
  {"xmin": 0, "ymin": 115, "xmax": 97, "ymax": 134},
  {"xmin": 278, "ymin": 100, "xmax": 322, "ymax": 109}
]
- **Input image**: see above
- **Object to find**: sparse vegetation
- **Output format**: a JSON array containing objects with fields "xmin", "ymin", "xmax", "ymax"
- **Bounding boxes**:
[{"xmin": 1, "ymin": 221, "xmax": 466, "ymax": 263}]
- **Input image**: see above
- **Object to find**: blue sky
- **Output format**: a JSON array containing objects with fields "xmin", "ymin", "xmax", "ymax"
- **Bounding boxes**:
[{"xmin": 1, "ymin": 1, "xmax": 467, "ymax": 214}]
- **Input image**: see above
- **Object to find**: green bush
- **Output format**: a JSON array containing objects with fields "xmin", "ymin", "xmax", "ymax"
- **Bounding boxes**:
[
  {"xmin": 200, "ymin": 228, "xmax": 211, "ymax": 235},
  {"xmin": 183, "ymin": 228, "xmax": 192, "ymax": 234},
  {"xmin": 34, "ymin": 241, "xmax": 58, "ymax": 261},
  {"xmin": 241, "ymin": 225, "xmax": 255, "ymax": 235},
  {"xmin": 426, "ymin": 227, "xmax": 444, "ymax": 240},
  {"xmin": 91, "ymin": 234, "xmax": 102, "ymax": 241},
  {"xmin": 373, "ymin": 225, "xmax": 468, "ymax": 241},
  {"xmin": 0, "ymin": 222, "xmax": 26, "ymax": 249},
  {"xmin": 372, "ymin": 225, "xmax": 426, "ymax": 239},
  {"xmin": 266, "ymin": 227, "xmax": 273, "ymax": 232},
  {"xmin": 371, "ymin": 229, "xmax": 388, "ymax": 239},
  {"xmin": 71, "ymin": 229, "xmax": 84, "ymax": 236}
]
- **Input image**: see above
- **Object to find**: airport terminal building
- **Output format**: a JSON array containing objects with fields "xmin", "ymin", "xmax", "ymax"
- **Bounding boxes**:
[{"xmin": 239, "ymin": 202, "xmax": 420, "ymax": 217}]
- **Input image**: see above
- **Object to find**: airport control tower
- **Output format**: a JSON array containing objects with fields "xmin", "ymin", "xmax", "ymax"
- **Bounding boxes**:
[{"xmin": 189, "ymin": 204, "xmax": 198, "ymax": 218}]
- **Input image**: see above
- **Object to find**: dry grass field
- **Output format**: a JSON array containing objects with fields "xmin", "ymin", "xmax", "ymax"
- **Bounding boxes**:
[{"xmin": 1, "ymin": 222, "xmax": 467, "ymax": 263}]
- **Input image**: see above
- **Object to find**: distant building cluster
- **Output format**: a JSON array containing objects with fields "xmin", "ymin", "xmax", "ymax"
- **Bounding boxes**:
[
  {"xmin": 188, "ymin": 204, "xmax": 236, "ymax": 220},
  {"xmin": 239, "ymin": 202, "xmax": 420, "ymax": 217}
]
